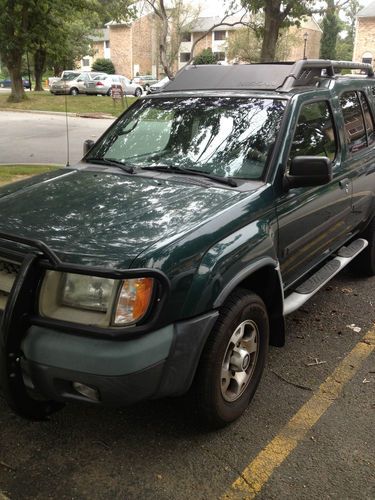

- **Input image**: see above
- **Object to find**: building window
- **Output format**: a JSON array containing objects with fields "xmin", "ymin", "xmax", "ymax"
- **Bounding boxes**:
[
  {"xmin": 214, "ymin": 52, "xmax": 226, "ymax": 62},
  {"xmin": 105, "ymin": 40, "xmax": 110, "ymax": 48},
  {"xmin": 82, "ymin": 58, "xmax": 90, "ymax": 67},
  {"xmin": 213, "ymin": 31, "xmax": 226, "ymax": 41},
  {"xmin": 181, "ymin": 32, "xmax": 191, "ymax": 43},
  {"xmin": 180, "ymin": 52, "xmax": 191, "ymax": 63}
]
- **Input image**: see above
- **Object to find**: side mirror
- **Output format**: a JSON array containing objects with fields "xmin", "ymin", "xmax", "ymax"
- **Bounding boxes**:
[
  {"xmin": 284, "ymin": 156, "xmax": 332, "ymax": 191},
  {"xmin": 83, "ymin": 139, "xmax": 95, "ymax": 156}
]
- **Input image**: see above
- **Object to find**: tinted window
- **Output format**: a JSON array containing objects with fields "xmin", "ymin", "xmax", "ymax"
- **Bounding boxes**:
[
  {"xmin": 358, "ymin": 91, "xmax": 375, "ymax": 146},
  {"xmin": 87, "ymin": 97, "xmax": 286, "ymax": 180},
  {"xmin": 340, "ymin": 91, "xmax": 367, "ymax": 154},
  {"xmin": 289, "ymin": 101, "xmax": 336, "ymax": 161}
]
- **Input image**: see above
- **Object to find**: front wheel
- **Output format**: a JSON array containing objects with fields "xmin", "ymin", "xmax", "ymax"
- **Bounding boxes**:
[
  {"xmin": 70, "ymin": 87, "xmax": 79, "ymax": 96},
  {"xmin": 193, "ymin": 289, "xmax": 269, "ymax": 428},
  {"xmin": 134, "ymin": 87, "xmax": 142, "ymax": 97}
]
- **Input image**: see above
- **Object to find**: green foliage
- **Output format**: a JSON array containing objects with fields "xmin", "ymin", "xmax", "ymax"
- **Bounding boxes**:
[
  {"xmin": 320, "ymin": 11, "xmax": 340, "ymax": 59},
  {"xmin": 335, "ymin": 0, "xmax": 362, "ymax": 62},
  {"xmin": 0, "ymin": 0, "xmax": 135, "ymax": 100},
  {"xmin": 92, "ymin": 58, "xmax": 116, "ymax": 73},
  {"xmin": 193, "ymin": 48, "xmax": 217, "ymax": 65},
  {"xmin": 240, "ymin": 0, "xmax": 316, "ymax": 61},
  {"xmin": 227, "ymin": 25, "xmax": 299, "ymax": 63}
]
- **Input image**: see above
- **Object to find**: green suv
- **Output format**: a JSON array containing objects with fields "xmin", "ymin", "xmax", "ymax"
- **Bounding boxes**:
[{"xmin": 0, "ymin": 60, "xmax": 374, "ymax": 427}]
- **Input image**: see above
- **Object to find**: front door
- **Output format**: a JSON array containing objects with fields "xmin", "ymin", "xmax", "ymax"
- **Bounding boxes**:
[{"xmin": 276, "ymin": 98, "xmax": 352, "ymax": 288}]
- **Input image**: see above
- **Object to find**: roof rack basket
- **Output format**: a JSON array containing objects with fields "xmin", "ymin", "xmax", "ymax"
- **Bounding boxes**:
[{"xmin": 279, "ymin": 59, "xmax": 374, "ymax": 91}]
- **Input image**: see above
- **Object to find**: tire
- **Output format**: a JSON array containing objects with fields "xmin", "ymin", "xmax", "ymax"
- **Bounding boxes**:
[
  {"xmin": 70, "ymin": 87, "xmax": 79, "ymax": 96},
  {"xmin": 144, "ymin": 84, "xmax": 150, "ymax": 91},
  {"xmin": 193, "ymin": 289, "xmax": 269, "ymax": 428},
  {"xmin": 354, "ymin": 217, "xmax": 375, "ymax": 276},
  {"xmin": 135, "ymin": 87, "xmax": 142, "ymax": 97}
]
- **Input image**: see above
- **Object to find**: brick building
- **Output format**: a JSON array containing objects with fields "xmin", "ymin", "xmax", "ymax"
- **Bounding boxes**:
[
  {"xmin": 353, "ymin": 2, "xmax": 375, "ymax": 66},
  {"xmin": 80, "ymin": 6, "xmax": 322, "ymax": 78},
  {"xmin": 179, "ymin": 15, "xmax": 322, "ymax": 69}
]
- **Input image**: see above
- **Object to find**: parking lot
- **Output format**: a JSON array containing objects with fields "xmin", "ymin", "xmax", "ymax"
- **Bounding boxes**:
[{"xmin": 1, "ymin": 269, "xmax": 374, "ymax": 500}]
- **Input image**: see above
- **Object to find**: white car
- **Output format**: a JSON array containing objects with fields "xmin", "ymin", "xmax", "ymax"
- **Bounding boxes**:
[
  {"xmin": 147, "ymin": 76, "xmax": 170, "ymax": 94},
  {"xmin": 85, "ymin": 74, "xmax": 143, "ymax": 97}
]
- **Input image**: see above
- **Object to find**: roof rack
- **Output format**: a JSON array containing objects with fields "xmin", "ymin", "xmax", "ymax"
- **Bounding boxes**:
[
  {"xmin": 279, "ymin": 59, "xmax": 374, "ymax": 91},
  {"xmin": 162, "ymin": 59, "xmax": 375, "ymax": 94}
]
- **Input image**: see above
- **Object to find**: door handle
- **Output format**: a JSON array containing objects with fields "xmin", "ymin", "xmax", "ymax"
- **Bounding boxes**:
[{"xmin": 339, "ymin": 178, "xmax": 350, "ymax": 193}]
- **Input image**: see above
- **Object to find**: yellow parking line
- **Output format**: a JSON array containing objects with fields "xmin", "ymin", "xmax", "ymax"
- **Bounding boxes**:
[{"xmin": 223, "ymin": 325, "xmax": 375, "ymax": 499}]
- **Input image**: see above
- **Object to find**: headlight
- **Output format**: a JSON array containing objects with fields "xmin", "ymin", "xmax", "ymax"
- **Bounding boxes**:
[
  {"xmin": 39, "ymin": 271, "xmax": 154, "ymax": 328},
  {"xmin": 61, "ymin": 274, "xmax": 115, "ymax": 311}
]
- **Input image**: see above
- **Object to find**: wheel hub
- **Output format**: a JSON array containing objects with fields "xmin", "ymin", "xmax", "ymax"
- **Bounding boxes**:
[
  {"xmin": 230, "ymin": 347, "xmax": 251, "ymax": 372},
  {"xmin": 220, "ymin": 319, "xmax": 260, "ymax": 402}
]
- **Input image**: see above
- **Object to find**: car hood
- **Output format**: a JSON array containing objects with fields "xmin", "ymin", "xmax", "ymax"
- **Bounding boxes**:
[{"xmin": 0, "ymin": 169, "xmax": 243, "ymax": 268}]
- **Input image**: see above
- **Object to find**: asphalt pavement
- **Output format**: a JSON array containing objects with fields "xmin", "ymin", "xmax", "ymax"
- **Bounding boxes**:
[
  {"xmin": 0, "ymin": 268, "xmax": 374, "ymax": 499},
  {"xmin": 0, "ymin": 111, "xmax": 114, "ymax": 165}
]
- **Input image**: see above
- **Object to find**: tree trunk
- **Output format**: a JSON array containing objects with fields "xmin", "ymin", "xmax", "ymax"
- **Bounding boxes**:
[
  {"xmin": 34, "ymin": 48, "xmax": 47, "ymax": 91},
  {"xmin": 158, "ymin": 9, "xmax": 174, "ymax": 78},
  {"xmin": 8, "ymin": 57, "xmax": 24, "ymax": 102},
  {"xmin": 261, "ymin": 4, "xmax": 282, "ymax": 62}
]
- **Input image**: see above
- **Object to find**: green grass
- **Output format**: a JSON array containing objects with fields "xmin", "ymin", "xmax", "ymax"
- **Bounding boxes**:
[
  {"xmin": 0, "ymin": 165, "xmax": 58, "ymax": 185},
  {"xmin": 0, "ymin": 91, "xmax": 136, "ymax": 117}
]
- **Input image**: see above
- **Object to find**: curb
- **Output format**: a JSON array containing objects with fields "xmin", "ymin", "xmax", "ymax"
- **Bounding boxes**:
[
  {"xmin": 0, "ymin": 109, "xmax": 114, "ymax": 119},
  {"xmin": 0, "ymin": 163, "xmax": 64, "ymax": 167}
]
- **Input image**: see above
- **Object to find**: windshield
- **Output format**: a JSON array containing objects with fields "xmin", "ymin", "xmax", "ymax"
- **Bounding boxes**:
[
  {"xmin": 62, "ymin": 73, "xmax": 80, "ymax": 81},
  {"xmin": 86, "ymin": 96, "xmax": 286, "ymax": 180}
]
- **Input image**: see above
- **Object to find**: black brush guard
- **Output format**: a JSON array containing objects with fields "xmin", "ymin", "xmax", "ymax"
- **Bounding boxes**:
[{"xmin": 0, "ymin": 232, "xmax": 169, "ymax": 420}]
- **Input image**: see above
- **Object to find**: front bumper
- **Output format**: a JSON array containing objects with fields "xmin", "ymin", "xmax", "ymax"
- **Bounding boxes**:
[{"xmin": 20, "ymin": 312, "xmax": 218, "ymax": 407}]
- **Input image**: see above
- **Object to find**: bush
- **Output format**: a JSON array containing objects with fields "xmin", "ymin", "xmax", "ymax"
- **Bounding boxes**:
[
  {"xmin": 193, "ymin": 48, "xmax": 217, "ymax": 65},
  {"xmin": 91, "ymin": 58, "xmax": 115, "ymax": 74}
]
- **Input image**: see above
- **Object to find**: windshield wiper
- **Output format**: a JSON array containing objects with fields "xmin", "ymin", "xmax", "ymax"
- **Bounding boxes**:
[
  {"xmin": 140, "ymin": 164, "xmax": 237, "ymax": 187},
  {"xmin": 86, "ymin": 158, "xmax": 135, "ymax": 174}
]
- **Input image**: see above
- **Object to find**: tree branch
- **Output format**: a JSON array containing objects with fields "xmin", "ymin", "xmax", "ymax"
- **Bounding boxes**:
[{"xmin": 185, "ymin": 9, "xmax": 251, "ymax": 66}]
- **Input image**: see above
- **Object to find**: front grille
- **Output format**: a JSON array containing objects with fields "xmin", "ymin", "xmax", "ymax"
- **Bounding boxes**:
[{"xmin": 0, "ymin": 258, "xmax": 20, "ymax": 311}]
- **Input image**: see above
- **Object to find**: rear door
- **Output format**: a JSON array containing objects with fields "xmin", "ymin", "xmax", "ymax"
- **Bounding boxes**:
[
  {"xmin": 338, "ymin": 89, "xmax": 375, "ymax": 229},
  {"xmin": 276, "ymin": 97, "xmax": 352, "ymax": 287}
]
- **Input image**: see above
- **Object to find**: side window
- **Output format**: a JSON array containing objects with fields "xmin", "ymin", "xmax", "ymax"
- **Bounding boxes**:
[
  {"xmin": 358, "ymin": 91, "xmax": 375, "ymax": 147},
  {"xmin": 339, "ymin": 91, "xmax": 367, "ymax": 154},
  {"xmin": 289, "ymin": 101, "xmax": 337, "ymax": 161}
]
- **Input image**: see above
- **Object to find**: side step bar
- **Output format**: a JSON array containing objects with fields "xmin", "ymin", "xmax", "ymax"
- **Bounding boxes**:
[{"xmin": 284, "ymin": 238, "xmax": 368, "ymax": 316}]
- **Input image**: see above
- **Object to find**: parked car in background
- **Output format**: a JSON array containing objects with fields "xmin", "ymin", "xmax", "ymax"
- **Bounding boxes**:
[
  {"xmin": 48, "ymin": 70, "xmax": 80, "ymax": 88},
  {"xmin": 131, "ymin": 75, "xmax": 158, "ymax": 91},
  {"xmin": 147, "ymin": 76, "xmax": 170, "ymax": 94},
  {"xmin": 0, "ymin": 78, "xmax": 31, "ymax": 89},
  {"xmin": 86, "ymin": 74, "xmax": 143, "ymax": 97},
  {"xmin": 50, "ymin": 72, "xmax": 107, "ymax": 95}
]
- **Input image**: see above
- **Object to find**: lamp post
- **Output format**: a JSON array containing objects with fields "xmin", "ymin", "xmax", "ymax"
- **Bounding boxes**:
[{"xmin": 303, "ymin": 32, "xmax": 309, "ymax": 60}]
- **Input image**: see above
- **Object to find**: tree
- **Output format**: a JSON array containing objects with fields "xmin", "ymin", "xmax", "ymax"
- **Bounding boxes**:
[
  {"xmin": 0, "ymin": 0, "xmax": 134, "ymax": 101},
  {"xmin": 144, "ymin": 0, "xmax": 250, "ymax": 78},
  {"xmin": 227, "ymin": 22, "xmax": 299, "ymax": 63},
  {"xmin": 241, "ymin": 0, "xmax": 316, "ymax": 62},
  {"xmin": 92, "ymin": 58, "xmax": 116, "ymax": 73},
  {"xmin": 334, "ymin": 0, "xmax": 362, "ymax": 61},
  {"xmin": 193, "ymin": 48, "xmax": 218, "ymax": 65},
  {"xmin": 0, "ymin": 0, "xmax": 33, "ymax": 101}
]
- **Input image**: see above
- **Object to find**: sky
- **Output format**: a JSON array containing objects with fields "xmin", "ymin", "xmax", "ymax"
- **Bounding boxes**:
[{"xmin": 192, "ymin": 0, "xmax": 375, "ymax": 18}]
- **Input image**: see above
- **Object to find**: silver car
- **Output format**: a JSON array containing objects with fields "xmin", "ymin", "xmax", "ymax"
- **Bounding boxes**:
[
  {"xmin": 85, "ymin": 74, "xmax": 143, "ymax": 97},
  {"xmin": 50, "ymin": 72, "xmax": 107, "ymax": 96}
]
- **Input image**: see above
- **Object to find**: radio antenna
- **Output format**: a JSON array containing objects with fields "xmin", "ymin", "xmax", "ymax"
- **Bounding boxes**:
[{"xmin": 64, "ymin": 90, "xmax": 70, "ymax": 167}]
